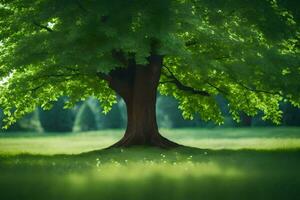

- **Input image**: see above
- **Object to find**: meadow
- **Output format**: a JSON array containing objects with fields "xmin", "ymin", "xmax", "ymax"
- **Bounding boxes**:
[{"xmin": 0, "ymin": 128, "xmax": 300, "ymax": 200}]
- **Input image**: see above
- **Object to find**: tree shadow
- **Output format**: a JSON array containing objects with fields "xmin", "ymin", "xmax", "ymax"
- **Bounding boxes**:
[{"xmin": 1, "ymin": 147, "xmax": 300, "ymax": 200}]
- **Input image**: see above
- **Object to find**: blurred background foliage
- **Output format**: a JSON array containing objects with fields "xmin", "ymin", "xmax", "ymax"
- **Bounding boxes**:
[{"xmin": 1, "ymin": 94, "xmax": 300, "ymax": 133}]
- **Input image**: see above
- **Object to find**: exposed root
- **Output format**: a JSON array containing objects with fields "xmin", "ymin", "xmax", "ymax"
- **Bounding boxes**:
[{"xmin": 109, "ymin": 133, "xmax": 182, "ymax": 149}]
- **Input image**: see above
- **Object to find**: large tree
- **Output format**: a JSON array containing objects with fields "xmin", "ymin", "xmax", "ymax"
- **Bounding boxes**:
[{"xmin": 0, "ymin": 0, "xmax": 299, "ymax": 147}]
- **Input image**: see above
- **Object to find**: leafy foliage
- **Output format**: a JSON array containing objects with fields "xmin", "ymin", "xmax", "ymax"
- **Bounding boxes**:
[{"xmin": 0, "ymin": 0, "xmax": 299, "ymax": 126}]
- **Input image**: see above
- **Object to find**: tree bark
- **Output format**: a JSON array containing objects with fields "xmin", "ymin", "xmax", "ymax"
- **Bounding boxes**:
[{"xmin": 107, "ymin": 55, "xmax": 180, "ymax": 148}]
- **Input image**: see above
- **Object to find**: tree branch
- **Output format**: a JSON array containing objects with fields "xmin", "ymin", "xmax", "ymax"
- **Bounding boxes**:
[
  {"xmin": 206, "ymin": 81, "xmax": 228, "ymax": 95},
  {"xmin": 236, "ymin": 81, "xmax": 282, "ymax": 96},
  {"xmin": 26, "ymin": 73, "xmax": 83, "ymax": 94},
  {"xmin": 31, "ymin": 83, "xmax": 47, "ymax": 93},
  {"xmin": 161, "ymin": 66, "xmax": 210, "ymax": 96}
]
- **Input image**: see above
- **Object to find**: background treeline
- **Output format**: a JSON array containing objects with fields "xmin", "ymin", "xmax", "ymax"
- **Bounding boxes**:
[{"xmin": 1, "ymin": 95, "xmax": 300, "ymax": 133}]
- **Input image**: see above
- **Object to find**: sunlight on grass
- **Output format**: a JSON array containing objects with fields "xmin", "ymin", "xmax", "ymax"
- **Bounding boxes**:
[
  {"xmin": 0, "ymin": 131, "xmax": 122, "ymax": 155},
  {"xmin": 0, "ymin": 128, "xmax": 300, "ymax": 155},
  {"xmin": 182, "ymin": 138, "xmax": 300, "ymax": 150},
  {"xmin": 94, "ymin": 161, "xmax": 243, "ymax": 179},
  {"xmin": 67, "ymin": 161, "xmax": 243, "ymax": 186},
  {"xmin": 0, "ymin": 136, "xmax": 115, "ymax": 155},
  {"xmin": 1, "ymin": 128, "xmax": 300, "ymax": 200}
]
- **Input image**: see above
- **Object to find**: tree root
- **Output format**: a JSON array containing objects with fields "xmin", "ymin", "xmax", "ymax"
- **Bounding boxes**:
[{"xmin": 109, "ymin": 132, "xmax": 182, "ymax": 149}]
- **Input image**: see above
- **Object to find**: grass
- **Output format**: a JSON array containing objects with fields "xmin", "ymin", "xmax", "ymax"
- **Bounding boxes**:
[
  {"xmin": 0, "ymin": 127, "xmax": 300, "ymax": 200},
  {"xmin": 1, "ymin": 127, "xmax": 300, "ymax": 154}
]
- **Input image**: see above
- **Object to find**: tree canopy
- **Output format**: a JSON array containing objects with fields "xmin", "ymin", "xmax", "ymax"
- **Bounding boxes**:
[{"xmin": 0, "ymin": 0, "xmax": 299, "ymax": 128}]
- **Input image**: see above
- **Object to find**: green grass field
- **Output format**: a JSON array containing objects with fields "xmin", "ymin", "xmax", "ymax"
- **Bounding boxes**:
[{"xmin": 0, "ymin": 128, "xmax": 300, "ymax": 200}]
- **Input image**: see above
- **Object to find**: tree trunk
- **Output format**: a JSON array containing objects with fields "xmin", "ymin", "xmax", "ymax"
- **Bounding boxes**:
[{"xmin": 108, "ymin": 55, "xmax": 180, "ymax": 148}]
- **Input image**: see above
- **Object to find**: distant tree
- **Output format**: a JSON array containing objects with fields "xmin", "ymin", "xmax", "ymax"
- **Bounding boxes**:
[
  {"xmin": 98, "ymin": 103, "xmax": 123, "ymax": 129},
  {"xmin": 117, "ymin": 99, "xmax": 127, "ymax": 128},
  {"xmin": 88, "ymin": 97, "xmax": 124, "ymax": 129},
  {"xmin": 251, "ymin": 112, "xmax": 274, "ymax": 127},
  {"xmin": 282, "ymin": 103, "xmax": 300, "ymax": 126},
  {"xmin": 239, "ymin": 113, "xmax": 252, "ymax": 127},
  {"xmin": 1, "ymin": 0, "xmax": 300, "ymax": 147},
  {"xmin": 157, "ymin": 95, "xmax": 202, "ymax": 128},
  {"xmin": 85, "ymin": 97, "xmax": 103, "ymax": 129},
  {"xmin": 39, "ymin": 98, "xmax": 74, "ymax": 132},
  {"xmin": 214, "ymin": 96, "xmax": 238, "ymax": 128},
  {"xmin": 73, "ymin": 102, "xmax": 97, "ymax": 132},
  {"xmin": 0, "ymin": 109, "xmax": 42, "ymax": 132}
]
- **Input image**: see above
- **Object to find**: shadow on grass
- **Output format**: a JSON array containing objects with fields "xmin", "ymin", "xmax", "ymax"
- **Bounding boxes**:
[
  {"xmin": 1, "ymin": 146, "xmax": 300, "ymax": 170},
  {"xmin": 1, "ymin": 147, "xmax": 300, "ymax": 200}
]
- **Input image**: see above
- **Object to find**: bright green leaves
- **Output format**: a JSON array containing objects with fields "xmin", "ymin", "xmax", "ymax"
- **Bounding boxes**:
[
  {"xmin": 0, "ymin": 0, "xmax": 300, "ymax": 127},
  {"xmin": 159, "ymin": 59, "xmax": 224, "ymax": 124},
  {"xmin": 0, "ymin": 66, "xmax": 117, "ymax": 128},
  {"xmin": 159, "ymin": 0, "xmax": 300, "ymax": 125},
  {"xmin": 270, "ymin": 0, "xmax": 297, "ymax": 26},
  {"xmin": 225, "ymin": 86, "xmax": 283, "ymax": 124}
]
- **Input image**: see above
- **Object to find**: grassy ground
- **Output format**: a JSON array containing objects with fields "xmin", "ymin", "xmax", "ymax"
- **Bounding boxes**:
[{"xmin": 0, "ymin": 128, "xmax": 300, "ymax": 200}]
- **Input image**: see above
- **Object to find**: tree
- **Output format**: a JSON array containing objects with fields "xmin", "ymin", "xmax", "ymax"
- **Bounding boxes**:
[
  {"xmin": 98, "ymin": 104, "xmax": 123, "ymax": 129},
  {"xmin": 0, "ymin": 109, "xmax": 42, "ymax": 132},
  {"xmin": 282, "ymin": 103, "xmax": 300, "ymax": 126},
  {"xmin": 156, "ymin": 95, "xmax": 202, "ymax": 128},
  {"xmin": 39, "ymin": 97, "xmax": 74, "ymax": 132},
  {"xmin": 0, "ymin": 0, "xmax": 299, "ymax": 147},
  {"xmin": 88, "ymin": 97, "xmax": 124, "ymax": 129},
  {"xmin": 73, "ymin": 102, "xmax": 97, "ymax": 132}
]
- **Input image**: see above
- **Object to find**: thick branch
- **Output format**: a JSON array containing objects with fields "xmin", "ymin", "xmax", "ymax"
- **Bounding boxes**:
[
  {"xmin": 96, "ymin": 68, "xmax": 133, "ymax": 100},
  {"xmin": 161, "ymin": 66, "xmax": 210, "ymax": 96}
]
